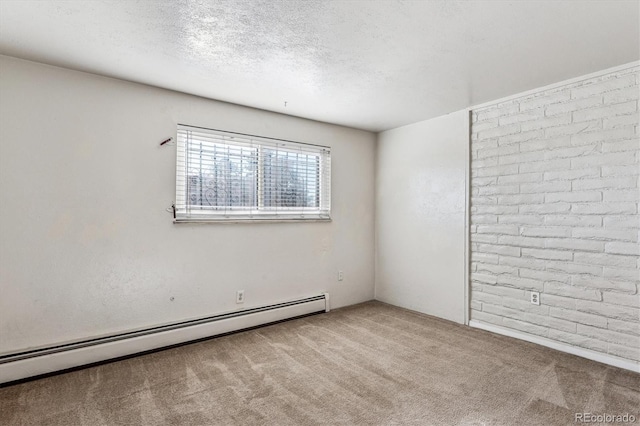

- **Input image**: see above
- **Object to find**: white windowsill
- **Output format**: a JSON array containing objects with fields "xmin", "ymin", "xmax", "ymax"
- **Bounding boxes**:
[{"xmin": 174, "ymin": 216, "xmax": 332, "ymax": 224}]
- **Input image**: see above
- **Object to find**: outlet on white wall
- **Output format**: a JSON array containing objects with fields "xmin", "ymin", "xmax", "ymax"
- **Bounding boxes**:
[
  {"xmin": 338, "ymin": 270, "xmax": 344, "ymax": 281},
  {"xmin": 236, "ymin": 290, "xmax": 245, "ymax": 304}
]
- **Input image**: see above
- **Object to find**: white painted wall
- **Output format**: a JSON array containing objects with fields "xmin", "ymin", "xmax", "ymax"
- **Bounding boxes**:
[
  {"xmin": 0, "ymin": 55, "xmax": 376, "ymax": 354},
  {"xmin": 375, "ymin": 110, "xmax": 469, "ymax": 324}
]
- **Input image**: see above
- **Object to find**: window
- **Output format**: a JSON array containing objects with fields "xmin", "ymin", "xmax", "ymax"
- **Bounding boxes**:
[{"xmin": 175, "ymin": 125, "xmax": 331, "ymax": 222}]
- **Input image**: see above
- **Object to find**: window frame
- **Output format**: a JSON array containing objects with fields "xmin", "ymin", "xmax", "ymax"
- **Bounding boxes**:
[{"xmin": 174, "ymin": 124, "xmax": 331, "ymax": 223}]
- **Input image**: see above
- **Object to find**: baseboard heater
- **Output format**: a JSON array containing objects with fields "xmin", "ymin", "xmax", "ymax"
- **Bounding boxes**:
[{"xmin": 0, "ymin": 293, "xmax": 330, "ymax": 385}]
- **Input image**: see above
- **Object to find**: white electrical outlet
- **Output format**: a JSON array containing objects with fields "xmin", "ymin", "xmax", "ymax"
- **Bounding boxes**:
[
  {"xmin": 530, "ymin": 291, "xmax": 540, "ymax": 306},
  {"xmin": 338, "ymin": 270, "xmax": 344, "ymax": 281},
  {"xmin": 236, "ymin": 290, "xmax": 245, "ymax": 304}
]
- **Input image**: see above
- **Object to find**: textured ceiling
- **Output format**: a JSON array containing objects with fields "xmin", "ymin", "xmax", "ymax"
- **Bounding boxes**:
[{"xmin": 0, "ymin": 0, "xmax": 638, "ymax": 132}]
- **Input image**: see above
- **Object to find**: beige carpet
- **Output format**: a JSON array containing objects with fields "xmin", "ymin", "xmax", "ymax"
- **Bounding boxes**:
[{"xmin": 1, "ymin": 301, "xmax": 638, "ymax": 425}]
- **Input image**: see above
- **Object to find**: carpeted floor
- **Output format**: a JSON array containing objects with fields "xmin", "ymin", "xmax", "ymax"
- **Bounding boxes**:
[{"xmin": 1, "ymin": 301, "xmax": 638, "ymax": 425}]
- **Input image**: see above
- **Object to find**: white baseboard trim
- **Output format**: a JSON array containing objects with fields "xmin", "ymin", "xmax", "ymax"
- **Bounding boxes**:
[
  {"xmin": 0, "ymin": 295, "xmax": 328, "ymax": 385},
  {"xmin": 469, "ymin": 320, "xmax": 639, "ymax": 373}
]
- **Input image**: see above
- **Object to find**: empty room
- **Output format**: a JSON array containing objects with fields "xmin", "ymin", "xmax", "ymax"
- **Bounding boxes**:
[{"xmin": 0, "ymin": 0, "xmax": 638, "ymax": 425}]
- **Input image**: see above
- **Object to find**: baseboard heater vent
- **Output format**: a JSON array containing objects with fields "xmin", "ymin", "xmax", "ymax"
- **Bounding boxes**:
[{"xmin": 0, "ymin": 293, "xmax": 329, "ymax": 385}]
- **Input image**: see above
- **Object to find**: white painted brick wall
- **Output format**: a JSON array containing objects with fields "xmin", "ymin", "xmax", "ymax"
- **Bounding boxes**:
[{"xmin": 470, "ymin": 65, "xmax": 640, "ymax": 363}]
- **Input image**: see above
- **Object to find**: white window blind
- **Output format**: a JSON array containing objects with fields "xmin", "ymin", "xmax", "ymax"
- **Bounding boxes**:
[{"xmin": 175, "ymin": 124, "xmax": 331, "ymax": 222}]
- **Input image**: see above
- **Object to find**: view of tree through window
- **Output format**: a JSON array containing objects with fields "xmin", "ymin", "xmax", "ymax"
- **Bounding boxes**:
[
  {"xmin": 176, "ymin": 125, "xmax": 331, "ymax": 221},
  {"xmin": 187, "ymin": 144, "xmax": 320, "ymax": 210},
  {"xmin": 187, "ymin": 143, "xmax": 258, "ymax": 209},
  {"xmin": 263, "ymin": 149, "xmax": 319, "ymax": 208}
]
